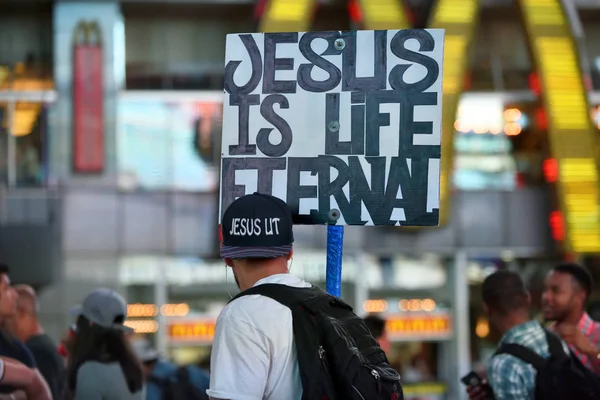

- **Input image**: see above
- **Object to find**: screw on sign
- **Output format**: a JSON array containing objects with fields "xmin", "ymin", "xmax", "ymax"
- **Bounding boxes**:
[{"xmin": 72, "ymin": 20, "xmax": 105, "ymax": 173}]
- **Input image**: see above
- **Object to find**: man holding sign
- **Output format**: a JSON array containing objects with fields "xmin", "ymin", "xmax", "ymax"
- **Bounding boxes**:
[
  {"xmin": 212, "ymin": 28, "xmax": 445, "ymax": 400},
  {"xmin": 210, "ymin": 193, "xmax": 401, "ymax": 400}
]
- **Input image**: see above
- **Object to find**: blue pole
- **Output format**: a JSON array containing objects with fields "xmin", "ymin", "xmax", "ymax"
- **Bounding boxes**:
[{"xmin": 326, "ymin": 224, "xmax": 344, "ymax": 297}]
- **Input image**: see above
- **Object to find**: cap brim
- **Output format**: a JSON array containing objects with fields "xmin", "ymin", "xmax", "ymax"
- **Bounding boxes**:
[
  {"xmin": 115, "ymin": 324, "xmax": 135, "ymax": 333},
  {"xmin": 220, "ymin": 244, "xmax": 292, "ymax": 259}
]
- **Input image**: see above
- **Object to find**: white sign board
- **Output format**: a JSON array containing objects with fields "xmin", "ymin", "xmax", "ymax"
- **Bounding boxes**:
[{"xmin": 219, "ymin": 30, "xmax": 445, "ymax": 226}]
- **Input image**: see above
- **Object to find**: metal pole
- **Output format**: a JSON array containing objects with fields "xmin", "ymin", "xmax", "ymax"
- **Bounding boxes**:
[
  {"xmin": 452, "ymin": 250, "xmax": 470, "ymax": 400},
  {"xmin": 7, "ymin": 100, "xmax": 16, "ymax": 187},
  {"xmin": 325, "ymin": 218, "xmax": 344, "ymax": 297}
]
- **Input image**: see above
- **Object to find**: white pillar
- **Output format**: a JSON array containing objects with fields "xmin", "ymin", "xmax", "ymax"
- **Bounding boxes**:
[
  {"xmin": 154, "ymin": 260, "xmax": 168, "ymax": 357},
  {"xmin": 353, "ymin": 253, "xmax": 370, "ymax": 316},
  {"xmin": 452, "ymin": 250, "xmax": 471, "ymax": 400}
]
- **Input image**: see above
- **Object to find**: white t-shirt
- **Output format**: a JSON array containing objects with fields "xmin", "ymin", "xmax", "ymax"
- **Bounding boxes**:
[{"xmin": 207, "ymin": 273, "xmax": 311, "ymax": 400}]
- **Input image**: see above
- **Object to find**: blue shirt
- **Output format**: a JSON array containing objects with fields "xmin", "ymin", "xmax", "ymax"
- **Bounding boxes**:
[
  {"xmin": 0, "ymin": 332, "xmax": 37, "ymax": 394},
  {"xmin": 488, "ymin": 320, "xmax": 569, "ymax": 400},
  {"xmin": 146, "ymin": 360, "xmax": 209, "ymax": 400}
]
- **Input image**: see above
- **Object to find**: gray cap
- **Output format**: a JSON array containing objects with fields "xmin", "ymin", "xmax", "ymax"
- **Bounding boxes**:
[{"xmin": 70, "ymin": 288, "xmax": 133, "ymax": 332}]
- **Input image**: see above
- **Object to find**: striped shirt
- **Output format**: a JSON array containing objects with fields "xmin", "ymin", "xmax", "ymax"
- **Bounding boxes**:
[
  {"xmin": 488, "ymin": 320, "xmax": 570, "ymax": 400},
  {"xmin": 573, "ymin": 313, "xmax": 600, "ymax": 374}
]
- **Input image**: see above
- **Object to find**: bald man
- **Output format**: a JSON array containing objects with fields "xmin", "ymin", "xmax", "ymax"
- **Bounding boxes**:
[{"xmin": 5, "ymin": 285, "xmax": 65, "ymax": 399}]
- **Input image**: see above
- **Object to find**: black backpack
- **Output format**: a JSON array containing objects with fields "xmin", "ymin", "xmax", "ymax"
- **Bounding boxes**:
[
  {"xmin": 149, "ymin": 366, "xmax": 208, "ymax": 400},
  {"xmin": 494, "ymin": 329, "xmax": 600, "ymax": 400},
  {"xmin": 231, "ymin": 284, "xmax": 403, "ymax": 400}
]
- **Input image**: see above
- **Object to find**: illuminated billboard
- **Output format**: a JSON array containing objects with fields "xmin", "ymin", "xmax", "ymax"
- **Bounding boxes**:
[
  {"xmin": 519, "ymin": 0, "xmax": 600, "ymax": 253},
  {"xmin": 169, "ymin": 321, "xmax": 216, "ymax": 344},
  {"xmin": 386, "ymin": 313, "xmax": 452, "ymax": 341}
]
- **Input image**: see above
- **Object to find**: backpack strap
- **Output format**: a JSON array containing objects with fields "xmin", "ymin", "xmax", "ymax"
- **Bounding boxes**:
[
  {"xmin": 229, "ymin": 284, "xmax": 317, "ymax": 308},
  {"xmin": 543, "ymin": 329, "xmax": 569, "ymax": 361},
  {"xmin": 230, "ymin": 283, "xmax": 352, "ymax": 313},
  {"xmin": 495, "ymin": 343, "xmax": 547, "ymax": 370}
]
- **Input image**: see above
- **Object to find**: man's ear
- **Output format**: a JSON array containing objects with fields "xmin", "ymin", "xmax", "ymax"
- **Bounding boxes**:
[
  {"xmin": 224, "ymin": 258, "xmax": 234, "ymax": 267},
  {"xmin": 287, "ymin": 249, "xmax": 294, "ymax": 261},
  {"xmin": 525, "ymin": 291, "xmax": 532, "ymax": 307}
]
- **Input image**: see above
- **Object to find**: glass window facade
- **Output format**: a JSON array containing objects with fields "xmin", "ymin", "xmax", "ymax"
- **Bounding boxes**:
[{"xmin": 116, "ymin": 95, "xmax": 221, "ymax": 192}]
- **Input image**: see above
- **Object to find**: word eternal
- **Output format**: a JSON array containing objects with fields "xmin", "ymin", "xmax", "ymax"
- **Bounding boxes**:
[
  {"xmin": 221, "ymin": 155, "xmax": 439, "ymax": 226},
  {"xmin": 229, "ymin": 217, "xmax": 281, "ymax": 236}
]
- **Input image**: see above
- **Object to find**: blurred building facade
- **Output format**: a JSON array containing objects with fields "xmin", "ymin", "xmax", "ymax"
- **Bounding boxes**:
[{"xmin": 1, "ymin": 0, "xmax": 600, "ymax": 399}]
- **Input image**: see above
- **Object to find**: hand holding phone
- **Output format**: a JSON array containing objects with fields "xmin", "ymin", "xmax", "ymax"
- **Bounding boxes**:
[
  {"xmin": 462, "ymin": 371, "xmax": 494, "ymax": 400},
  {"xmin": 461, "ymin": 371, "xmax": 483, "ymax": 387}
]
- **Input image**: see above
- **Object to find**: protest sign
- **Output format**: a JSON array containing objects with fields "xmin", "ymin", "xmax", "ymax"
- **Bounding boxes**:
[{"xmin": 219, "ymin": 30, "xmax": 445, "ymax": 226}]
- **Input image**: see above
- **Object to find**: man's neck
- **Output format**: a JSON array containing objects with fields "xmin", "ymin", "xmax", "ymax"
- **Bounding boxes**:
[
  {"xmin": 497, "ymin": 313, "xmax": 530, "ymax": 336},
  {"xmin": 561, "ymin": 309, "xmax": 585, "ymax": 327},
  {"xmin": 242, "ymin": 271, "xmax": 288, "ymax": 291},
  {"xmin": 22, "ymin": 322, "xmax": 44, "ymax": 342}
]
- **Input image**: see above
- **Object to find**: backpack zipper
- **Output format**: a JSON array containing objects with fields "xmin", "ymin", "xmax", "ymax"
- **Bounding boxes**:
[
  {"xmin": 371, "ymin": 369, "xmax": 382, "ymax": 393},
  {"xmin": 318, "ymin": 345, "xmax": 330, "ymax": 370},
  {"xmin": 318, "ymin": 345, "xmax": 326, "ymax": 359}
]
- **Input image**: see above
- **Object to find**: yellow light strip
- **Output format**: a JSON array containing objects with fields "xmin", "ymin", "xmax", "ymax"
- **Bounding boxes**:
[
  {"xmin": 259, "ymin": 0, "xmax": 316, "ymax": 33},
  {"xmin": 358, "ymin": 0, "xmax": 410, "ymax": 30},
  {"xmin": 434, "ymin": 0, "xmax": 477, "ymax": 24},
  {"xmin": 520, "ymin": 0, "xmax": 600, "ymax": 253},
  {"xmin": 429, "ymin": 0, "xmax": 481, "ymax": 225}
]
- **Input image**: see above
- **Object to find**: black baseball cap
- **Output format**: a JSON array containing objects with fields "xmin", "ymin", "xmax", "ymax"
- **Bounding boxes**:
[{"xmin": 221, "ymin": 192, "xmax": 294, "ymax": 259}]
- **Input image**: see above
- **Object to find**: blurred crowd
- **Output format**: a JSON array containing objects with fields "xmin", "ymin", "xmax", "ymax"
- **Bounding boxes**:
[
  {"xmin": 0, "ymin": 263, "xmax": 210, "ymax": 400},
  {"xmin": 0, "ymin": 194, "xmax": 599, "ymax": 400}
]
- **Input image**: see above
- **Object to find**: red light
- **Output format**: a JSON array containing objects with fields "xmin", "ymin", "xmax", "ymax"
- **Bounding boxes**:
[
  {"xmin": 549, "ymin": 211, "xmax": 565, "ymax": 241},
  {"xmin": 254, "ymin": 0, "xmax": 269, "ymax": 19},
  {"xmin": 584, "ymin": 74, "xmax": 592, "ymax": 91},
  {"xmin": 528, "ymin": 73, "xmax": 541, "ymax": 96},
  {"xmin": 406, "ymin": 7, "xmax": 415, "ymax": 25},
  {"xmin": 543, "ymin": 158, "xmax": 558, "ymax": 183},
  {"xmin": 463, "ymin": 73, "xmax": 472, "ymax": 91},
  {"xmin": 516, "ymin": 172, "xmax": 526, "ymax": 188},
  {"xmin": 535, "ymin": 107, "xmax": 548, "ymax": 131},
  {"xmin": 348, "ymin": 0, "xmax": 362, "ymax": 23}
]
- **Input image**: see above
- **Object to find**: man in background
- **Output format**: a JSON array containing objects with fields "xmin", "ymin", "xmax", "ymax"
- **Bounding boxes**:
[
  {"xmin": 542, "ymin": 263, "xmax": 600, "ymax": 374},
  {"xmin": 5, "ymin": 285, "xmax": 65, "ymax": 399},
  {"xmin": 475, "ymin": 270, "xmax": 568, "ymax": 399},
  {"xmin": 133, "ymin": 339, "xmax": 209, "ymax": 400},
  {"xmin": 364, "ymin": 314, "xmax": 391, "ymax": 354},
  {"xmin": 0, "ymin": 264, "xmax": 40, "ymax": 397}
]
